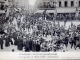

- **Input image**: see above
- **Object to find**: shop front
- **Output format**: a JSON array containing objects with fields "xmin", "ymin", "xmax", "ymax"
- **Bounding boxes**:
[{"xmin": 56, "ymin": 8, "xmax": 76, "ymax": 20}]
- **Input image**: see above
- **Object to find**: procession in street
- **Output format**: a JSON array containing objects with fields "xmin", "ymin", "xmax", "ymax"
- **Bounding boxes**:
[
  {"xmin": 0, "ymin": 0, "xmax": 80, "ymax": 52},
  {"xmin": 0, "ymin": 11, "xmax": 80, "ymax": 52}
]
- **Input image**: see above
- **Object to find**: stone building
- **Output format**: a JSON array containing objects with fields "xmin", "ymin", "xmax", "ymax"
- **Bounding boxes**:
[
  {"xmin": 0, "ymin": 0, "xmax": 9, "ymax": 17},
  {"xmin": 34, "ymin": 0, "xmax": 80, "ymax": 20},
  {"xmin": 14, "ymin": 0, "xmax": 29, "ymax": 10}
]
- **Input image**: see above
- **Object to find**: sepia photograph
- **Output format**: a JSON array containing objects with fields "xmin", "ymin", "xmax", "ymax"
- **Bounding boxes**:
[{"xmin": 0, "ymin": 0, "xmax": 80, "ymax": 53}]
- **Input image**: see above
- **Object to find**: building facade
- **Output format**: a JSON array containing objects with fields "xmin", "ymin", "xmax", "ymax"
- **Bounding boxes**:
[
  {"xmin": 0, "ymin": 0, "xmax": 10, "ymax": 17},
  {"xmin": 35, "ymin": 0, "xmax": 80, "ymax": 20},
  {"xmin": 14, "ymin": 0, "xmax": 29, "ymax": 10}
]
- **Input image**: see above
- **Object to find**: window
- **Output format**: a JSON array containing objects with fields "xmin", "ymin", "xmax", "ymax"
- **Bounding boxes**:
[
  {"xmin": 59, "ymin": 1, "xmax": 61, "ymax": 7},
  {"xmin": 71, "ymin": 1, "xmax": 74, "ymax": 7},
  {"xmin": 0, "ymin": 3, "xmax": 4, "ymax": 10},
  {"xmin": 64, "ymin": 1, "xmax": 68, "ymax": 7},
  {"xmin": 79, "ymin": 1, "xmax": 80, "ymax": 7},
  {"xmin": 43, "ymin": 2, "xmax": 46, "ymax": 8}
]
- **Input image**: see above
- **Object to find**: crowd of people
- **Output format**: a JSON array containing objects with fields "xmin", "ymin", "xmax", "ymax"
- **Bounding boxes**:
[
  {"xmin": 0, "ymin": 10, "xmax": 80, "ymax": 52},
  {"xmin": 56, "ymin": 13, "xmax": 76, "ymax": 20},
  {"xmin": 35, "ymin": 13, "xmax": 78, "ymax": 21}
]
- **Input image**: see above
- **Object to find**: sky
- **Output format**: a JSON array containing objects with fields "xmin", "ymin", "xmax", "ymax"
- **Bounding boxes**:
[{"xmin": 29, "ymin": 0, "xmax": 36, "ymax": 6}]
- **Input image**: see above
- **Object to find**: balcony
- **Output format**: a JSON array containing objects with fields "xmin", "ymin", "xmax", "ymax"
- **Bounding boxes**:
[{"xmin": 37, "ymin": 1, "xmax": 56, "ymax": 10}]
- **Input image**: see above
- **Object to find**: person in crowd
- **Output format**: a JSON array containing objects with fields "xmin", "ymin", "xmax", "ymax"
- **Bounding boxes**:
[
  {"xmin": 39, "ymin": 36, "xmax": 45, "ymax": 44},
  {"xmin": 70, "ymin": 32, "xmax": 77, "ymax": 50},
  {"xmin": 63, "ymin": 34, "xmax": 69, "ymax": 49},
  {"xmin": 5, "ymin": 35, "xmax": 10, "ymax": 47},
  {"xmin": 35, "ymin": 41, "xmax": 41, "ymax": 52},
  {"xmin": 25, "ymin": 39, "xmax": 30, "ymax": 52},
  {"xmin": 13, "ymin": 32, "xmax": 18, "ymax": 45},
  {"xmin": 0, "ymin": 35, "xmax": 4, "ymax": 49},
  {"xmin": 29, "ymin": 37, "xmax": 33, "ymax": 51},
  {"xmin": 17, "ymin": 36, "xmax": 23, "ymax": 50},
  {"xmin": 8, "ymin": 34, "xmax": 13, "ymax": 45}
]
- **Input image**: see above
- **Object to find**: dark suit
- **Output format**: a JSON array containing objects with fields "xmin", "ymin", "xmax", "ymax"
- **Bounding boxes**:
[
  {"xmin": 17, "ymin": 38, "xmax": 23, "ymax": 50},
  {"xmin": 35, "ymin": 44, "xmax": 40, "ymax": 51},
  {"xmin": 5, "ymin": 36, "xmax": 10, "ymax": 47},
  {"xmin": 39, "ymin": 38, "xmax": 45, "ymax": 44},
  {"xmin": 70, "ymin": 37, "xmax": 77, "ymax": 50},
  {"xmin": 29, "ymin": 40, "xmax": 33, "ymax": 50},
  {"xmin": 25, "ymin": 41, "xmax": 30, "ymax": 52},
  {"xmin": 64, "ymin": 37, "xmax": 69, "ymax": 48},
  {"xmin": 0, "ymin": 37, "xmax": 4, "ymax": 49}
]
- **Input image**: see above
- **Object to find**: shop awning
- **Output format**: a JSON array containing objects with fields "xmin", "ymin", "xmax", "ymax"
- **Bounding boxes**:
[
  {"xmin": 0, "ymin": 10, "xmax": 5, "ymax": 13},
  {"xmin": 35, "ymin": 10, "xmax": 45, "ymax": 13},
  {"xmin": 46, "ymin": 10, "xmax": 55, "ymax": 13},
  {"xmin": 57, "ymin": 8, "xmax": 76, "ymax": 13}
]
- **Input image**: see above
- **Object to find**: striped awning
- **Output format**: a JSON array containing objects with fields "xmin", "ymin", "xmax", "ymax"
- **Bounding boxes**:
[
  {"xmin": 46, "ymin": 10, "xmax": 55, "ymax": 13},
  {"xmin": 35, "ymin": 10, "xmax": 45, "ymax": 13},
  {"xmin": 0, "ymin": 10, "xmax": 5, "ymax": 13},
  {"xmin": 57, "ymin": 8, "xmax": 76, "ymax": 13}
]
